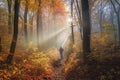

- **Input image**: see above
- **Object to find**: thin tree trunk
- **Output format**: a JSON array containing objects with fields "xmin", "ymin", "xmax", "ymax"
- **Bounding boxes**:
[
  {"xmin": 37, "ymin": 7, "xmax": 40, "ymax": 49},
  {"xmin": 7, "ymin": 0, "xmax": 12, "ymax": 34},
  {"xmin": 99, "ymin": 11, "xmax": 103, "ymax": 36},
  {"xmin": 24, "ymin": 0, "xmax": 28, "ymax": 43},
  {"xmin": 75, "ymin": 0, "xmax": 83, "ymax": 39},
  {"xmin": 110, "ymin": 2, "xmax": 114, "ymax": 25},
  {"xmin": 81, "ymin": 0, "xmax": 91, "ymax": 53},
  {"xmin": 110, "ymin": 0, "xmax": 120, "ymax": 46},
  {"xmin": 71, "ymin": 0, "xmax": 74, "ymax": 44},
  {"xmin": 6, "ymin": 0, "xmax": 20, "ymax": 64},
  {"xmin": 30, "ymin": 14, "xmax": 34, "ymax": 41},
  {"xmin": 117, "ymin": 14, "xmax": 120, "ymax": 46},
  {"xmin": 37, "ymin": 0, "xmax": 42, "ymax": 50},
  {"xmin": 0, "ymin": 37, "xmax": 2, "ymax": 52},
  {"xmin": 47, "ymin": 9, "xmax": 50, "ymax": 47},
  {"xmin": 48, "ymin": 10, "xmax": 50, "ymax": 35},
  {"xmin": 99, "ymin": 0, "xmax": 103, "ymax": 36}
]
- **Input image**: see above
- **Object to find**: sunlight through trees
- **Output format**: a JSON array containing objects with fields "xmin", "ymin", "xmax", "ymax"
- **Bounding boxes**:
[{"xmin": 0, "ymin": 0, "xmax": 120, "ymax": 80}]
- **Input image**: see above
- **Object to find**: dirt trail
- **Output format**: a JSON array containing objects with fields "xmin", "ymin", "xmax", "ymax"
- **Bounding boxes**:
[{"xmin": 51, "ymin": 60, "xmax": 66, "ymax": 80}]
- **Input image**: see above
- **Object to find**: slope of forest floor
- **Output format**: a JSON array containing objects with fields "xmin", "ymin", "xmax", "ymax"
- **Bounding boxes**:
[
  {"xmin": 0, "ymin": 48, "xmax": 61, "ymax": 80},
  {"xmin": 0, "ymin": 32, "xmax": 71, "ymax": 80},
  {"xmin": 64, "ymin": 34, "xmax": 120, "ymax": 80},
  {"xmin": 0, "ymin": 32, "xmax": 120, "ymax": 80}
]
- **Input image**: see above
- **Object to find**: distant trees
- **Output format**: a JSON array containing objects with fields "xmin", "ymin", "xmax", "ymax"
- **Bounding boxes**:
[
  {"xmin": 99, "ymin": 0, "xmax": 106, "ymax": 36},
  {"xmin": 6, "ymin": 0, "xmax": 20, "ymax": 64},
  {"xmin": 110, "ymin": 0, "xmax": 120, "ymax": 46},
  {"xmin": 95, "ymin": 0, "xmax": 120, "ymax": 46},
  {"xmin": 18, "ymin": 0, "xmax": 66, "ymax": 49},
  {"xmin": 0, "ymin": 0, "xmax": 65, "ymax": 63},
  {"xmin": 75, "ymin": 0, "xmax": 83, "ymax": 39}
]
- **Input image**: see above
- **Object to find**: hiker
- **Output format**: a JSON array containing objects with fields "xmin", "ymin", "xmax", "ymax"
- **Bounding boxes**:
[{"xmin": 59, "ymin": 46, "xmax": 64, "ymax": 60}]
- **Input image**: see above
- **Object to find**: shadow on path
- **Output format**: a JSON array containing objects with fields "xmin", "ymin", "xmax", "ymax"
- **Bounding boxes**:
[{"xmin": 51, "ymin": 59, "xmax": 66, "ymax": 80}]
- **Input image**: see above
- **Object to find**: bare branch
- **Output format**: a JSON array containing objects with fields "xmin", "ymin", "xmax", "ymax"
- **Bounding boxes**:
[
  {"xmin": 110, "ymin": 0, "xmax": 118, "ymax": 14},
  {"xmin": 115, "ymin": 0, "xmax": 120, "ymax": 6}
]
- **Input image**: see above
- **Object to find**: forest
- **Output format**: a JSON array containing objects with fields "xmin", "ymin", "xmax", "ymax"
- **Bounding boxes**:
[{"xmin": 0, "ymin": 0, "xmax": 120, "ymax": 80}]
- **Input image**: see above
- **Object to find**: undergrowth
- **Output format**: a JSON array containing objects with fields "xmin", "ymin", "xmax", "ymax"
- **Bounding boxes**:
[
  {"xmin": 64, "ymin": 32, "xmax": 120, "ymax": 80},
  {"xmin": 0, "ymin": 48, "xmax": 59, "ymax": 80}
]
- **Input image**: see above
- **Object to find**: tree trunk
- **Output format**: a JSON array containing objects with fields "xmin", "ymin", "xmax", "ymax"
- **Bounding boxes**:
[
  {"xmin": 76, "ymin": 0, "xmax": 83, "ymax": 40},
  {"xmin": 29, "ymin": 14, "xmax": 34, "ymax": 42},
  {"xmin": 37, "ymin": 0, "xmax": 42, "ymax": 50},
  {"xmin": 71, "ymin": 0, "xmax": 74, "ymax": 44},
  {"xmin": 117, "ymin": 14, "xmax": 120, "ymax": 46},
  {"xmin": 99, "ymin": 0, "xmax": 103, "ymax": 36},
  {"xmin": 99, "ymin": 11, "xmax": 103, "ymax": 36},
  {"xmin": 6, "ymin": 0, "xmax": 20, "ymax": 64},
  {"xmin": 81, "ymin": 0, "xmax": 91, "ymax": 53},
  {"xmin": 110, "ymin": 2, "xmax": 114, "ymax": 25},
  {"xmin": 0, "ymin": 37, "xmax": 2, "ymax": 52},
  {"xmin": 24, "ymin": 0, "xmax": 28, "ymax": 43},
  {"xmin": 7, "ymin": 0, "xmax": 12, "ymax": 34},
  {"xmin": 47, "ymin": 10, "xmax": 50, "ymax": 47},
  {"xmin": 37, "ymin": 7, "xmax": 40, "ymax": 49}
]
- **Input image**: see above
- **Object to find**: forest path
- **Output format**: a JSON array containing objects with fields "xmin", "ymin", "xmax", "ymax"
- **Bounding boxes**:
[
  {"xmin": 50, "ymin": 30, "xmax": 70, "ymax": 80},
  {"xmin": 50, "ymin": 26, "xmax": 76, "ymax": 80},
  {"xmin": 51, "ymin": 59, "xmax": 66, "ymax": 80}
]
